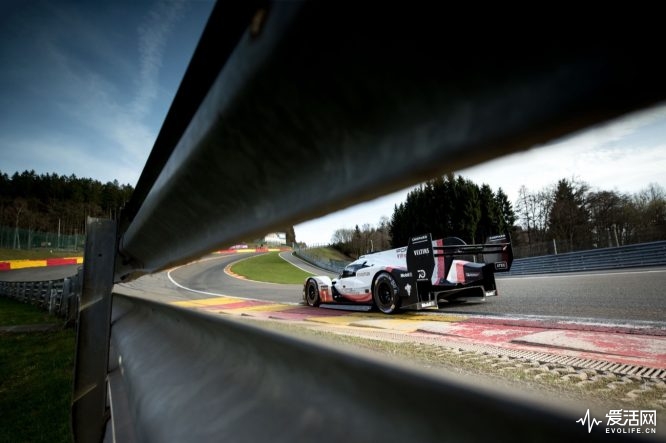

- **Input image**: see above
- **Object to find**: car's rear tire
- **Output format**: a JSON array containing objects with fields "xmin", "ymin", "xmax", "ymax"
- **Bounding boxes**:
[
  {"xmin": 305, "ymin": 279, "xmax": 321, "ymax": 307},
  {"xmin": 373, "ymin": 272, "xmax": 400, "ymax": 314}
]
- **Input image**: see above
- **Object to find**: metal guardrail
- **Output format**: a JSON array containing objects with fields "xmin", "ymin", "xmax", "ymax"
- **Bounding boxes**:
[
  {"xmin": 107, "ymin": 293, "xmax": 597, "ymax": 442},
  {"xmin": 70, "ymin": 2, "xmax": 666, "ymax": 442},
  {"xmin": 508, "ymin": 241, "xmax": 666, "ymax": 275},
  {"xmin": 293, "ymin": 248, "xmax": 347, "ymax": 274},
  {"xmin": 0, "ymin": 270, "xmax": 81, "ymax": 322}
]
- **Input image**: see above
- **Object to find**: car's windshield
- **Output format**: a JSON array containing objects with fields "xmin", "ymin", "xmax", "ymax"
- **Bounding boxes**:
[{"xmin": 340, "ymin": 262, "xmax": 367, "ymax": 278}]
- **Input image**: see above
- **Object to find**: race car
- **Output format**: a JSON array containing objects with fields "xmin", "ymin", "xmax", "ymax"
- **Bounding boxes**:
[{"xmin": 303, "ymin": 233, "xmax": 513, "ymax": 314}]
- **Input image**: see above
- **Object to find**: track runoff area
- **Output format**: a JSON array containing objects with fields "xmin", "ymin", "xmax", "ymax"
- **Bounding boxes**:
[{"xmin": 164, "ymin": 251, "xmax": 666, "ymax": 378}]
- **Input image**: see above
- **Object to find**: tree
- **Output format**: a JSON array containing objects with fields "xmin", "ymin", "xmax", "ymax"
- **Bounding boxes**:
[
  {"xmin": 450, "ymin": 176, "xmax": 480, "ymax": 243},
  {"xmin": 495, "ymin": 188, "xmax": 516, "ymax": 230},
  {"xmin": 631, "ymin": 183, "xmax": 666, "ymax": 242},
  {"xmin": 476, "ymin": 184, "xmax": 501, "ymax": 242},
  {"xmin": 547, "ymin": 178, "xmax": 590, "ymax": 252},
  {"xmin": 515, "ymin": 184, "xmax": 554, "ymax": 254},
  {"xmin": 375, "ymin": 216, "xmax": 391, "ymax": 251},
  {"xmin": 587, "ymin": 190, "xmax": 628, "ymax": 247},
  {"xmin": 0, "ymin": 170, "xmax": 134, "ymax": 249},
  {"xmin": 285, "ymin": 226, "xmax": 296, "ymax": 245},
  {"xmin": 388, "ymin": 175, "xmax": 511, "ymax": 247}
]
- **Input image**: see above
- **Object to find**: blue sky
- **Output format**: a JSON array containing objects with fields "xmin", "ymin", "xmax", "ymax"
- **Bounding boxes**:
[
  {"xmin": 1, "ymin": 1, "xmax": 665, "ymax": 246},
  {"xmin": 0, "ymin": 0, "xmax": 214, "ymax": 185}
]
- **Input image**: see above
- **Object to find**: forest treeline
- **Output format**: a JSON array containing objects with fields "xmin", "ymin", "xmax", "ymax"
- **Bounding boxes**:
[
  {"xmin": 331, "ymin": 175, "xmax": 514, "ymax": 258},
  {"xmin": 513, "ymin": 178, "xmax": 666, "ymax": 256},
  {"xmin": 0, "ymin": 170, "xmax": 133, "ymax": 248},
  {"xmin": 330, "ymin": 174, "xmax": 666, "ymax": 259},
  {"xmin": 3, "ymin": 169, "xmax": 664, "ymax": 257},
  {"xmin": 0, "ymin": 170, "xmax": 297, "ymax": 251}
]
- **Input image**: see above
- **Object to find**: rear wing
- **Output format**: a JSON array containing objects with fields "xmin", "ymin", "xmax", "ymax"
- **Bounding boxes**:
[
  {"xmin": 400, "ymin": 233, "xmax": 512, "ymax": 309},
  {"xmin": 436, "ymin": 234, "xmax": 513, "ymax": 272},
  {"xmin": 406, "ymin": 233, "xmax": 513, "ymax": 284}
]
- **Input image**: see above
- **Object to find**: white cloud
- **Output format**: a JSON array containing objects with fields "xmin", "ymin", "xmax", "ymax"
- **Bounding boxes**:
[
  {"xmin": 458, "ymin": 103, "xmax": 666, "ymax": 202},
  {"xmin": 133, "ymin": 0, "xmax": 186, "ymax": 118}
]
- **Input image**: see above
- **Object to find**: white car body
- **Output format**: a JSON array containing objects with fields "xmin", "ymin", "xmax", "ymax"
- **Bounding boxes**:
[{"xmin": 303, "ymin": 233, "xmax": 512, "ymax": 314}]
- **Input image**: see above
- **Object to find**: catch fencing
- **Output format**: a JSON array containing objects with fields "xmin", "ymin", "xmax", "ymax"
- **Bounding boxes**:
[
  {"xmin": 64, "ymin": 2, "xmax": 666, "ymax": 442},
  {"xmin": 0, "ymin": 225, "xmax": 84, "ymax": 252}
]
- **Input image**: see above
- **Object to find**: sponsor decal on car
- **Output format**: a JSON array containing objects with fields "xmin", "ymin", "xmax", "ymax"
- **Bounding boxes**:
[{"xmin": 495, "ymin": 261, "xmax": 508, "ymax": 270}]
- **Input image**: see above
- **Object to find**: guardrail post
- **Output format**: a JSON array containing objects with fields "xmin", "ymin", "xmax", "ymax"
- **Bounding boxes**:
[
  {"xmin": 47, "ymin": 281, "xmax": 54, "ymax": 313},
  {"xmin": 62, "ymin": 277, "xmax": 72, "ymax": 319},
  {"xmin": 71, "ymin": 218, "xmax": 117, "ymax": 442}
]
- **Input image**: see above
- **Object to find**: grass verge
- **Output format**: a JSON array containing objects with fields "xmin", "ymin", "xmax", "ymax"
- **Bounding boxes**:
[
  {"xmin": 0, "ymin": 297, "xmax": 75, "ymax": 443},
  {"xmin": 230, "ymin": 252, "xmax": 314, "ymax": 284},
  {"xmin": 0, "ymin": 296, "xmax": 61, "ymax": 326}
]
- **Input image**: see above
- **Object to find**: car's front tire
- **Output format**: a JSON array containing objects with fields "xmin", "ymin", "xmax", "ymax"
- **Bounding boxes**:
[
  {"xmin": 372, "ymin": 272, "xmax": 401, "ymax": 314},
  {"xmin": 304, "ymin": 279, "xmax": 321, "ymax": 307}
]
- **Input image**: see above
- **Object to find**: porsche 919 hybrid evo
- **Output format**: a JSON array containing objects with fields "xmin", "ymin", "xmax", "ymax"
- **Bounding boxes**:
[{"xmin": 303, "ymin": 233, "xmax": 513, "ymax": 314}]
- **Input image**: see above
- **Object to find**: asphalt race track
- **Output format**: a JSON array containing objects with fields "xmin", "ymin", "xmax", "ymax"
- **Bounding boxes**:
[
  {"xmin": 461, "ymin": 269, "xmax": 666, "ymax": 322},
  {"xmin": 0, "ymin": 265, "xmax": 80, "ymax": 282},
  {"xmin": 4, "ymin": 253, "xmax": 665, "ymax": 323},
  {"xmin": 159, "ymin": 252, "xmax": 666, "ymax": 324}
]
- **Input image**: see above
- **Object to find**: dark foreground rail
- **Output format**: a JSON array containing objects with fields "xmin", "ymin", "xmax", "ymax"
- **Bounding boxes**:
[
  {"xmin": 107, "ymin": 293, "xmax": 591, "ymax": 442},
  {"xmin": 71, "ymin": 1, "xmax": 666, "ymax": 442}
]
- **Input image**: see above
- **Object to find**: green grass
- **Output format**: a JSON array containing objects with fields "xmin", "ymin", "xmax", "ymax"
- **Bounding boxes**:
[
  {"xmin": 0, "ymin": 248, "xmax": 82, "ymax": 261},
  {"xmin": 230, "ymin": 252, "xmax": 314, "ymax": 284},
  {"xmin": 0, "ymin": 297, "xmax": 75, "ymax": 443},
  {"xmin": 0, "ymin": 296, "xmax": 61, "ymax": 326}
]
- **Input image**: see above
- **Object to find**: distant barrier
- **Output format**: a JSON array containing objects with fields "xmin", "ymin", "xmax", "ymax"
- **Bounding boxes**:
[
  {"xmin": 293, "ymin": 248, "xmax": 347, "ymax": 274},
  {"xmin": 295, "ymin": 241, "xmax": 666, "ymax": 277},
  {"xmin": 507, "ymin": 241, "xmax": 666, "ymax": 276},
  {"xmin": 0, "ymin": 269, "xmax": 81, "ymax": 322}
]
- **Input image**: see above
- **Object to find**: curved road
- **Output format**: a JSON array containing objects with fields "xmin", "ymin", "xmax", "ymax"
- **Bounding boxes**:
[
  {"xmin": 158, "ymin": 252, "xmax": 666, "ymax": 323},
  {"xmin": 0, "ymin": 265, "xmax": 79, "ymax": 282},
  {"xmin": 6, "ymin": 253, "xmax": 664, "ymax": 323}
]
